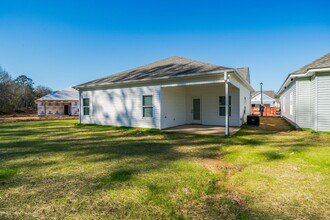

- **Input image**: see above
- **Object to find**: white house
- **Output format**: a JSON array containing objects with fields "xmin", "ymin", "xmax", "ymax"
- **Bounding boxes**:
[
  {"xmin": 74, "ymin": 56, "xmax": 254, "ymax": 129},
  {"xmin": 278, "ymin": 53, "xmax": 330, "ymax": 132},
  {"xmin": 251, "ymin": 90, "xmax": 280, "ymax": 108},
  {"xmin": 36, "ymin": 87, "xmax": 79, "ymax": 116}
]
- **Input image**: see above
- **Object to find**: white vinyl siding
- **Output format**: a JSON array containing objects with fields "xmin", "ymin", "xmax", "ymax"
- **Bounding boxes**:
[
  {"xmin": 296, "ymin": 79, "xmax": 311, "ymax": 128},
  {"xmin": 80, "ymin": 85, "xmax": 161, "ymax": 129},
  {"xmin": 160, "ymin": 87, "xmax": 186, "ymax": 129},
  {"xmin": 310, "ymin": 76, "xmax": 316, "ymax": 130},
  {"xmin": 316, "ymin": 73, "xmax": 330, "ymax": 131},
  {"xmin": 281, "ymin": 82, "xmax": 296, "ymax": 124},
  {"xmin": 290, "ymin": 92, "xmax": 293, "ymax": 115},
  {"xmin": 280, "ymin": 72, "xmax": 330, "ymax": 132}
]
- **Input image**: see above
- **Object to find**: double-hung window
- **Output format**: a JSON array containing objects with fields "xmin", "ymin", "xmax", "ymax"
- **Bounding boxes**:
[
  {"xmin": 83, "ymin": 98, "xmax": 90, "ymax": 115},
  {"xmin": 219, "ymin": 96, "xmax": 231, "ymax": 116},
  {"xmin": 142, "ymin": 95, "xmax": 153, "ymax": 117}
]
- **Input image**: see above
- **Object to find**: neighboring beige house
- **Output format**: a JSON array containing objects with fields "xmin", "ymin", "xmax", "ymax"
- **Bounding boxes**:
[
  {"xmin": 278, "ymin": 53, "xmax": 330, "ymax": 131},
  {"xmin": 36, "ymin": 87, "xmax": 79, "ymax": 116},
  {"xmin": 74, "ymin": 56, "xmax": 254, "ymax": 129}
]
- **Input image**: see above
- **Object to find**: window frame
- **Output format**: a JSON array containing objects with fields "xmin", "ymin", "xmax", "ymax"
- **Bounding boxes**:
[
  {"xmin": 219, "ymin": 96, "xmax": 231, "ymax": 116},
  {"xmin": 142, "ymin": 95, "xmax": 153, "ymax": 118},
  {"xmin": 83, "ymin": 98, "xmax": 90, "ymax": 116}
]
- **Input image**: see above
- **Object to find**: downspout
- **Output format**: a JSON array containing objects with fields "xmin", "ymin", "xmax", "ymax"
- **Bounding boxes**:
[
  {"xmin": 79, "ymin": 90, "xmax": 82, "ymax": 124},
  {"xmin": 225, "ymin": 71, "xmax": 229, "ymax": 137}
]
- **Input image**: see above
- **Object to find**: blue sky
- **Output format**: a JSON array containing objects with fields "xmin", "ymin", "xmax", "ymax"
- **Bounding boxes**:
[{"xmin": 1, "ymin": 0, "xmax": 330, "ymax": 91}]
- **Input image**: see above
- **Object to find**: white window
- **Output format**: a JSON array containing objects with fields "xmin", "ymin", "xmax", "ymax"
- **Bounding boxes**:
[
  {"xmin": 83, "ymin": 98, "xmax": 90, "ymax": 115},
  {"xmin": 142, "ymin": 95, "xmax": 153, "ymax": 117},
  {"xmin": 219, "ymin": 96, "xmax": 231, "ymax": 116},
  {"xmin": 290, "ymin": 92, "xmax": 293, "ymax": 115},
  {"xmin": 283, "ymin": 97, "xmax": 286, "ymax": 113}
]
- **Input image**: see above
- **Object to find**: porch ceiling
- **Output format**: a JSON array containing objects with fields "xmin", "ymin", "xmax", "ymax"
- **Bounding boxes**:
[{"xmin": 164, "ymin": 125, "xmax": 240, "ymax": 136}]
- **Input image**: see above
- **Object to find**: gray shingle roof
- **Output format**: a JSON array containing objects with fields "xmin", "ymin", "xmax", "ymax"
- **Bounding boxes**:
[
  {"xmin": 76, "ymin": 56, "xmax": 245, "ymax": 88},
  {"xmin": 292, "ymin": 53, "xmax": 330, "ymax": 75},
  {"xmin": 236, "ymin": 67, "xmax": 250, "ymax": 83},
  {"xmin": 37, "ymin": 87, "xmax": 78, "ymax": 101}
]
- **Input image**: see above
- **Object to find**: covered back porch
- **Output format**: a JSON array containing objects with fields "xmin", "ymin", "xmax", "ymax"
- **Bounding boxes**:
[{"xmin": 160, "ymin": 77, "xmax": 250, "ymax": 131}]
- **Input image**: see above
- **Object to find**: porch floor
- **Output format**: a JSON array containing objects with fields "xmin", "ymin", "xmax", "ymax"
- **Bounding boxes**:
[{"xmin": 164, "ymin": 124, "xmax": 240, "ymax": 136}]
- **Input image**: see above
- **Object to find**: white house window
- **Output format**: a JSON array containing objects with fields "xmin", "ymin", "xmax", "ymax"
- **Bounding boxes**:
[
  {"xmin": 283, "ymin": 97, "xmax": 286, "ymax": 113},
  {"xmin": 142, "ymin": 95, "xmax": 153, "ymax": 117},
  {"xmin": 219, "ymin": 96, "xmax": 231, "ymax": 116},
  {"xmin": 290, "ymin": 92, "xmax": 293, "ymax": 115},
  {"xmin": 83, "ymin": 98, "xmax": 90, "ymax": 115}
]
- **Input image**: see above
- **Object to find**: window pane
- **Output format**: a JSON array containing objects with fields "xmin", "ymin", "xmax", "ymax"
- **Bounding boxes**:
[
  {"xmin": 83, "ymin": 107, "xmax": 90, "ymax": 115},
  {"xmin": 219, "ymin": 107, "xmax": 225, "ymax": 116},
  {"xmin": 143, "ymin": 96, "xmax": 153, "ymax": 106},
  {"xmin": 219, "ymin": 96, "xmax": 231, "ymax": 106},
  {"xmin": 219, "ymin": 107, "xmax": 231, "ymax": 116},
  {"xmin": 83, "ymin": 98, "xmax": 89, "ymax": 107},
  {"xmin": 143, "ymin": 107, "xmax": 153, "ymax": 117},
  {"xmin": 219, "ymin": 96, "xmax": 225, "ymax": 105}
]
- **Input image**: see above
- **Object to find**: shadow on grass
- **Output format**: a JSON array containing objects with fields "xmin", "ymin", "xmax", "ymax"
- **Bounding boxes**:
[
  {"xmin": 101, "ymin": 169, "xmax": 134, "ymax": 182},
  {"xmin": 259, "ymin": 151, "xmax": 286, "ymax": 160}
]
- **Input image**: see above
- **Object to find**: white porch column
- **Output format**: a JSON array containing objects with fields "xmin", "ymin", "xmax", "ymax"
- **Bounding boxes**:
[{"xmin": 225, "ymin": 71, "xmax": 229, "ymax": 136}]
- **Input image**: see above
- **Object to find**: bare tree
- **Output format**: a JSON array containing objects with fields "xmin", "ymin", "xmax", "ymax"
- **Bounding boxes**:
[
  {"xmin": 34, "ymin": 85, "xmax": 52, "ymax": 99},
  {"xmin": 0, "ymin": 66, "xmax": 16, "ymax": 113}
]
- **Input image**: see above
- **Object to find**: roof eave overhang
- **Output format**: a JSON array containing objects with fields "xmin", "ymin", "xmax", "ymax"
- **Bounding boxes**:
[
  {"xmin": 277, "ymin": 67, "xmax": 330, "ymax": 95},
  {"xmin": 74, "ymin": 68, "xmax": 254, "ymax": 91}
]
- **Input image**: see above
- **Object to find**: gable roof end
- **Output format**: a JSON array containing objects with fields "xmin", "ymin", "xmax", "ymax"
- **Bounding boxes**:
[{"xmin": 236, "ymin": 67, "xmax": 250, "ymax": 83}]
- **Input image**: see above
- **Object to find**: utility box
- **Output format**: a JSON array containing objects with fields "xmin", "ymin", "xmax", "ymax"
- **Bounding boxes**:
[{"xmin": 247, "ymin": 115, "xmax": 260, "ymax": 126}]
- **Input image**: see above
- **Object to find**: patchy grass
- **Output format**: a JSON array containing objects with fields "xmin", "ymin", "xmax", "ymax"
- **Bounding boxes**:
[{"xmin": 0, "ymin": 118, "xmax": 329, "ymax": 219}]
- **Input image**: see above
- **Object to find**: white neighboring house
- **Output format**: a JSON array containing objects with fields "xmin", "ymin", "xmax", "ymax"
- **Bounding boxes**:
[
  {"xmin": 36, "ymin": 87, "xmax": 79, "ymax": 116},
  {"xmin": 74, "ymin": 56, "xmax": 254, "ymax": 129},
  {"xmin": 278, "ymin": 53, "xmax": 330, "ymax": 132},
  {"xmin": 251, "ymin": 91, "xmax": 280, "ymax": 108}
]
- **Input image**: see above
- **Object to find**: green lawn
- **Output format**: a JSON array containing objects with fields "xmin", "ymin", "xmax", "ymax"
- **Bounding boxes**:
[{"xmin": 0, "ymin": 119, "xmax": 329, "ymax": 219}]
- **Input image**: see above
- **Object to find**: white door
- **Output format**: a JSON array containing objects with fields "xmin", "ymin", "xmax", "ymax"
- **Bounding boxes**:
[{"xmin": 192, "ymin": 98, "xmax": 202, "ymax": 124}]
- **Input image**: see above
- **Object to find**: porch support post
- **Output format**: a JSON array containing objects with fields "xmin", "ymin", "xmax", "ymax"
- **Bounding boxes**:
[{"xmin": 225, "ymin": 71, "xmax": 230, "ymax": 137}]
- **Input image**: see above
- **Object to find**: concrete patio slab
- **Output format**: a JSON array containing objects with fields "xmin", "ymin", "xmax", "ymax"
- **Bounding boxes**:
[{"xmin": 164, "ymin": 124, "xmax": 240, "ymax": 136}]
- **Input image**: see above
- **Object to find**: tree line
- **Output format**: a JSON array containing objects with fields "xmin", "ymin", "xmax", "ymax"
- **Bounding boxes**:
[{"xmin": 0, "ymin": 66, "xmax": 52, "ymax": 114}]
